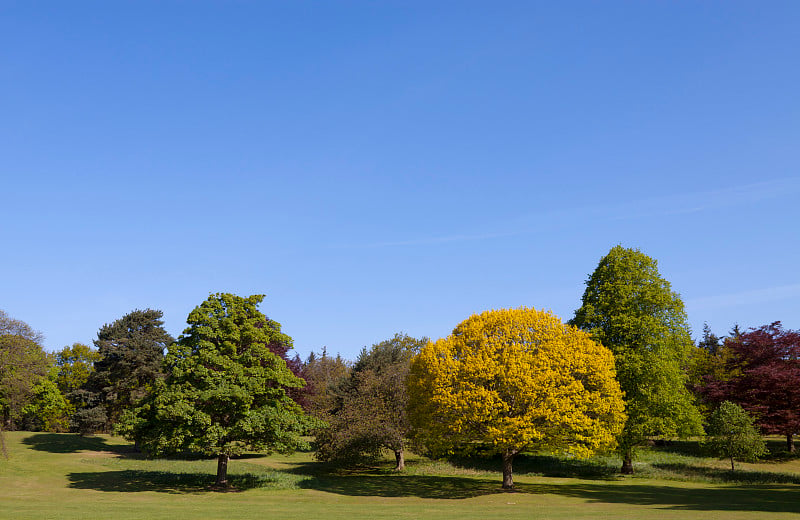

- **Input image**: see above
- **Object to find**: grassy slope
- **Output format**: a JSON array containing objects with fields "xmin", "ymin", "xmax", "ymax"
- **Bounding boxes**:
[{"xmin": 1, "ymin": 432, "xmax": 799, "ymax": 520}]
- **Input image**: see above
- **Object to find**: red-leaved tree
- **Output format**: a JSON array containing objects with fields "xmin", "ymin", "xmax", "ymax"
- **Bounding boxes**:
[{"xmin": 700, "ymin": 322, "xmax": 800, "ymax": 452}]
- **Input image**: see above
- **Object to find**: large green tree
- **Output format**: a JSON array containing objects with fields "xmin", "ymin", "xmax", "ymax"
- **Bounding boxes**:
[
  {"xmin": 0, "ymin": 311, "xmax": 49, "ymax": 430},
  {"xmin": 314, "ymin": 333, "xmax": 425, "ymax": 470},
  {"xmin": 82, "ymin": 309, "xmax": 173, "ymax": 432},
  {"xmin": 119, "ymin": 293, "xmax": 317, "ymax": 488},
  {"xmin": 570, "ymin": 245, "xmax": 703, "ymax": 473}
]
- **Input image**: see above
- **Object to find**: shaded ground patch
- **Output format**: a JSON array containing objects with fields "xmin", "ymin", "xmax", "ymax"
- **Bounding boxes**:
[
  {"xmin": 652, "ymin": 463, "xmax": 800, "ymax": 485},
  {"xmin": 68, "ymin": 469, "xmax": 298, "ymax": 493},
  {"xmin": 22, "ymin": 433, "xmax": 133, "ymax": 455},
  {"xmin": 443, "ymin": 452, "xmax": 618, "ymax": 480},
  {"xmin": 526, "ymin": 482, "xmax": 800, "ymax": 513}
]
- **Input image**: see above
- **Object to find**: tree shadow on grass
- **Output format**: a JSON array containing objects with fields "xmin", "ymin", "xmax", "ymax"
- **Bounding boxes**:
[
  {"xmin": 444, "ymin": 452, "xmax": 618, "ymax": 480},
  {"xmin": 67, "ymin": 470, "xmax": 287, "ymax": 494},
  {"xmin": 286, "ymin": 461, "xmax": 800, "ymax": 512},
  {"xmin": 65, "ymin": 461, "xmax": 800, "ymax": 511},
  {"xmin": 763, "ymin": 439, "xmax": 800, "ymax": 462},
  {"xmin": 650, "ymin": 439, "xmax": 800, "ymax": 463},
  {"xmin": 291, "ymin": 463, "xmax": 506, "ymax": 499},
  {"xmin": 529, "ymin": 482, "xmax": 800, "ymax": 513},
  {"xmin": 648, "ymin": 440, "xmax": 705, "ymax": 458},
  {"xmin": 22, "ymin": 433, "xmax": 133, "ymax": 455},
  {"xmin": 652, "ymin": 462, "xmax": 800, "ymax": 485}
]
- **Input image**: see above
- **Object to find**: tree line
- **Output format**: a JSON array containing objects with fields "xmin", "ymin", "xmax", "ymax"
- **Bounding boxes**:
[{"xmin": 1, "ymin": 245, "xmax": 797, "ymax": 487}]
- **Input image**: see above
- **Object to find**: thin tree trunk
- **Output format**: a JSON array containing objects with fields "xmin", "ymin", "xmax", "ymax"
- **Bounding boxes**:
[
  {"xmin": 215, "ymin": 453, "xmax": 229, "ymax": 487},
  {"xmin": 394, "ymin": 449, "xmax": 405, "ymax": 471},
  {"xmin": 0, "ymin": 424, "xmax": 6, "ymax": 460},
  {"xmin": 502, "ymin": 449, "xmax": 516, "ymax": 489},
  {"xmin": 730, "ymin": 456, "xmax": 735, "ymax": 472},
  {"xmin": 620, "ymin": 448, "xmax": 634, "ymax": 475},
  {"xmin": 787, "ymin": 433, "xmax": 795, "ymax": 453}
]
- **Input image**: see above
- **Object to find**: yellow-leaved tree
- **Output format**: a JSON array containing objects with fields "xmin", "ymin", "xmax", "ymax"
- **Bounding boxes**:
[{"xmin": 407, "ymin": 308, "xmax": 626, "ymax": 489}]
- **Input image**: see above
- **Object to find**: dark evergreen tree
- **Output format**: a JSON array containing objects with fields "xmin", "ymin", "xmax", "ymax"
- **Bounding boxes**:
[{"xmin": 80, "ymin": 309, "xmax": 173, "ymax": 432}]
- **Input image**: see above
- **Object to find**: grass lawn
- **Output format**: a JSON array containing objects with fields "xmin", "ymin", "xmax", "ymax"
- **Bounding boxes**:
[{"xmin": 1, "ymin": 431, "xmax": 799, "ymax": 519}]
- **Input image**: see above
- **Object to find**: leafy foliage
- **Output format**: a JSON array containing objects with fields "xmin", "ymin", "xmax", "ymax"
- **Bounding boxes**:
[
  {"xmin": 700, "ymin": 322, "xmax": 800, "ymax": 452},
  {"xmin": 705, "ymin": 401, "xmax": 766, "ymax": 471},
  {"xmin": 314, "ymin": 333, "xmax": 425, "ymax": 469},
  {"xmin": 570, "ymin": 245, "xmax": 703, "ymax": 472},
  {"xmin": 20, "ymin": 374, "xmax": 72, "ymax": 432},
  {"xmin": 0, "ymin": 311, "xmax": 49, "ymax": 430},
  {"xmin": 408, "ymin": 308, "xmax": 625, "ymax": 488},
  {"xmin": 82, "ymin": 309, "xmax": 173, "ymax": 432},
  {"xmin": 55, "ymin": 343, "xmax": 100, "ymax": 396},
  {"xmin": 119, "ymin": 293, "xmax": 317, "ymax": 486},
  {"xmin": 301, "ymin": 348, "xmax": 351, "ymax": 417}
]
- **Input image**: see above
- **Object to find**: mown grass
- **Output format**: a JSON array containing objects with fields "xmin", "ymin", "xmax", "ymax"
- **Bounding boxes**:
[{"xmin": 1, "ymin": 431, "xmax": 799, "ymax": 519}]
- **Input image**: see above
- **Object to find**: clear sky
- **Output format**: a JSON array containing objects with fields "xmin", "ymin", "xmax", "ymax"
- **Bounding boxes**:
[{"xmin": 2, "ymin": 1, "xmax": 799, "ymax": 360}]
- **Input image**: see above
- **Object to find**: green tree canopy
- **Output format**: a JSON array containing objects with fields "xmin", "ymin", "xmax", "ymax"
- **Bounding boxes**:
[
  {"xmin": 56, "ymin": 343, "xmax": 101, "ymax": 396},
  {"xmin": 706, "ymin": 401, "xmax": 766, "ymax": 471},
  {"xmin": 570, "ymin": 245, "xmax": 703, "ymax": 473},
  {"xmin": 0, "ymin": 311, "xmax": 49, "ymax": 431},
  {"xmin": 120, "ymin": 293, "xmax": 317, "ymax": 487}
]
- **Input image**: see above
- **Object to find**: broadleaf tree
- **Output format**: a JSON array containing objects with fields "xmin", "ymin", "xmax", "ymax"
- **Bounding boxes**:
[
  {"xmin": 0, "ymin": 311, "xmax": 49, "ymax": 430},
  {"xmin": 314, "ymin": 333, "xmax": 425, "ymax": 470},
  {"xmin": 408, "ymin": 308, "xmax": 626, "ymax": 489},
  {"xmin": 570, "ymin": 245, "xmax": 703, "ymax": 473},
  {"xmin": 705, "ymin": 401, "xmax": 766, "ymax": 471},
  {"xmin": 119, "ymin": 293, "xmax": 318, "ymax": 488},
  {"xmin": 700, "ymin": 322, "xmax": 800, "ymax": 452}
]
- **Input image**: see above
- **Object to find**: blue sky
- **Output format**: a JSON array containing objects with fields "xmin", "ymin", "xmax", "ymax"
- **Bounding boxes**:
[{"xmin": 2, "ymin": 1, "xmax": 799, "ymax": 360}]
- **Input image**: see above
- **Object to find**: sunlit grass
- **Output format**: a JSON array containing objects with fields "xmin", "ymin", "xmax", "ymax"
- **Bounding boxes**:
[{"xmin": 2, "ymin": 431, "xmax": 800, "ymax": 519}]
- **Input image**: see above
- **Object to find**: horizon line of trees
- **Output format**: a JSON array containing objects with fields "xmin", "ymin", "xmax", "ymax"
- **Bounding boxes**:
[{"xmin": 1, "ymin": 246, "xmax": 798, "ymax": 487}]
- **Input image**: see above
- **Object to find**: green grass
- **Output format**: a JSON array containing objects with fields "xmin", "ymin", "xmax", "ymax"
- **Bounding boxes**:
[{"xmin": 1, "ymin": 431, "xmax": 800, "ymax": 519}]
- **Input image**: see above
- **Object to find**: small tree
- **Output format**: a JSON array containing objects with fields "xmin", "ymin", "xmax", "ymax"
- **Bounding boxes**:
[
  {"xmin": 120, "ymin": 293, "xmax": 317, "ymax": 488},
  {"xmin": 314, "ymin": 333, "xmax": 425, "ymax": 470},
  {"xmin": 706, "ymin": 401, "xmax": 766, "ymax": 471},
  {"xmin": 408, "ymin": 308, "xmax": 626, "ymax": 489}
]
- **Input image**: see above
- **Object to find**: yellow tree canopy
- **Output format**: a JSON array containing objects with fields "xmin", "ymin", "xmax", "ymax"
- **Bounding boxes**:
[{"xmin": 408, "ymin": 308, "xmax": 626, "ymax": 460}]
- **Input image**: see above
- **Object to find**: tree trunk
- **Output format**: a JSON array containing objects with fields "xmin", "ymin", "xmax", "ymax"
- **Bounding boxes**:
[
  {"xmin": 394, "ymin": 449, "xmax": 405, "ymax": 471},
  {"xmin": 502, "ymin": 449, "xmax": 515, "ymax": 489},
  {"xmin": 730, "ymin": 456, "xmax": 735, "ymax": 472},
  {"xmin": 215, "ymin": 453, "xmax": 229, "ymax": 487},
  {"xmin": 787, "ymin": 433, "xmax": 795, "ymax": 453},
  {"xmin": 620, "ymin": 449, "xmax": 634, "ymax": 475}
]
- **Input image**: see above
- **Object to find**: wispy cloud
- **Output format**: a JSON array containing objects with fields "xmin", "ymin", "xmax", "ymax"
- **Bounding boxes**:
[
  {"xmin": 363, "ymin": 229, "xmax": 526, "ymax": 248},
  {"xmin": 686, "ymin": 283, "xmax": 800, "ymax": 311},
  {"xmin": 354, "ymin": 177, "xmax": 800, "ymax": 248}
]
